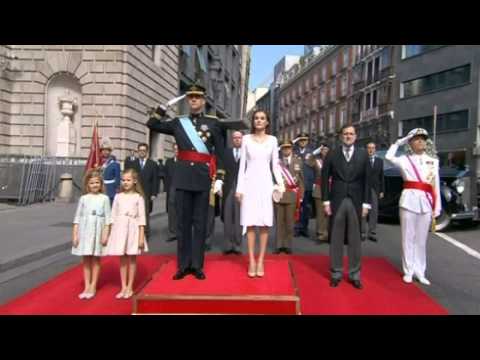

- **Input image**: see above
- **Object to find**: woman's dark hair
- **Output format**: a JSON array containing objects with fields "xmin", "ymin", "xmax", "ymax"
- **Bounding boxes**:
[{"xmin": 250, "ymin": 110, "xmax": 271, "ymax": 134}]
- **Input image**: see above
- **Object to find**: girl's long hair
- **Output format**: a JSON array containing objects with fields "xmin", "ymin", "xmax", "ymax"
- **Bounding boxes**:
[
  {"xmin": 121, "ymin": 168, "xmax": 146, "ymax": 199},
  {"xmin": 82, "ymin": 169, "xmax": 106, "ymax": 194}
]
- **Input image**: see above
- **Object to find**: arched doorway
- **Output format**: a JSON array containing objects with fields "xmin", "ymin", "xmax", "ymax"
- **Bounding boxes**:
[{"xmin": 45, "ymin": 73, "xmax": 82, "ymax": 157}]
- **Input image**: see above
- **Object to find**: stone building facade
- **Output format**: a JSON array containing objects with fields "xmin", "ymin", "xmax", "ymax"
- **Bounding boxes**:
[{"xmin": 0, "ymin": 45, "xmax": 179, "ymax": 162}]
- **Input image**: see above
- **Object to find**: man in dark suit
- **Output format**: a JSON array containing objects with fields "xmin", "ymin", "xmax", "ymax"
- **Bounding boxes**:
[
  {"xmin": 146, "ymin": 83, "xmax": 226, "ymax": 280},
  {"xmin": 131, "ymin": 143, "xmax": 159, "ymax": 239},
  {"xmin": 157, "ymin": 159, "xmax": 166, "ymax": 193},
  {"xmin": 293, "ymin": 133, "xmax": 315, "ymax": 238},
  {"xmin": 124, "ymin": 150, "xmax": 137, "ymax": 171},
  {"xmin": 321, "ymin": 124, "xmax": 371, "ymax": 290},
  {"xmin": 164, "ymin": 144, "xmax": 178, "ymax": 242},
  {"xmin": 362, "ymin": 142, "xmax": 385, "ymax": 242},
  {"xmin": 221, "ymin": 131, "xmax": 244, "ymax": 255}
]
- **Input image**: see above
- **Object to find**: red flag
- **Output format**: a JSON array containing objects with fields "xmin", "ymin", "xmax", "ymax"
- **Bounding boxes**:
[{"xmin": 85, "ymin": 120, "xmax": 102, "ymax": 172}]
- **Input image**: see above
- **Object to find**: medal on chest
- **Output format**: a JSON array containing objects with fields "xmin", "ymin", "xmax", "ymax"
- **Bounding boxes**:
[{"xmin": 197, "ymin": 124, "xmax": 211, "ymax": 143}]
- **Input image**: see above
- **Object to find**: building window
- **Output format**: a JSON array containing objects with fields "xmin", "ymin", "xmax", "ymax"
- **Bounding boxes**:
[
  {"xmin": 380, "ymin": 47, "xmax": 391, "ymax": 69},
  {"xmin": 341, "ymin": 75, "xmax": 348, "ymax": 96},
  {"xmin": 372, "ymin": 90, "xmax": 377, "ymax": 108},
  {"xmin": 331, "ymin": 58, "xmax": 337, "ymax": 76},
  {"xmin": 196, "ymin": 47, "xmax": 207, "ymax": 73},
  {"xmin": 374, "ymin": 57, "xmax": 380, "ymax": 82},
  {"xmin": 366, "ymin": 92, "xmax": 371, "ymax": 110},
  {"xmin": 319, "ymin": 113, "xmax": 325, "ymax": 134},
  {"xmin": 343, "ymin": 48, "xmax": 349, "ymax": 68},
  {"xmin": 306, "ymin": 78, "xmax": 310, "ymax": 92},
  {"xmin": 366, "ymin": 61, "xmax": 373, "ymax": 84},
  {"xmin": 313, "ymin": 72, "xmax": 318, "ymax": 86},
  {"xmin": 328, "ymin": 109, "xmax": 336, "ymax": 132},
  {"xmin": 330, "ymin": 81, "xmax": 336, "ymax": 102},
  {"xmin": 401, "ymin": 64, "xmax": 470, "ymax": 98},
  {"xmin": 402, "ymin": 45, "xmax": 444, "ymax": 59},
  {"xmin": 401, "ymin": 109, "xmax": 469, "ymax": 135},
  {"xmin": 320, "ymin": 87, "xmax": 326, "ymax": 106},
  {"xmin": 182, "ymin": 45, "xmax": 192, "ymax": 56},
  {"xmin": 356, "ymin": 45, "xmax": 362, "ymax": 64},
  {"xmin": 322, "ymin": 66, "xmax": 327, "ymax": 82},
  {"xmin": 339, "ymin": 106, "xmax": 347, "ymax": 127}
]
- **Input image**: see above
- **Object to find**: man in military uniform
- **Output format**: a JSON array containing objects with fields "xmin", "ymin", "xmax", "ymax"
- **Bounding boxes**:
[
  {"xmin": 274, "ymin": 139, "xmax": 304, "ymax": 254},
  {"xmin": 307, "ymin": 143, "xmax": 330, "ymax": 242},
  {"xmin": 386, "ymin": 128, "xmax": 441, "ymax": 285},
  {"xmin": 100, "ymin": 137, "xmax": 121, "ymax": 205},
  {"xmin": 293, "ymin": 133, "xmax": 315, "ymax": 238},
  {"xmin": 146, "ymin": 83, "xmax": 226, "ymax": 280}
]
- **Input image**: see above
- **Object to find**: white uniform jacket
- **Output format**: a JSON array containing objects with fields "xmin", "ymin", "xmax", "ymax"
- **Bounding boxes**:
[{"xmin": 385, "ymin": 143, "xmax": 441, "ymax": 217}]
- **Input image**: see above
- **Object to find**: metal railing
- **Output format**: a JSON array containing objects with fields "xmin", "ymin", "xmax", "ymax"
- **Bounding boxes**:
[{"xmin": 0, "ymin": 154, "xmax": 86, "ymax": 206}]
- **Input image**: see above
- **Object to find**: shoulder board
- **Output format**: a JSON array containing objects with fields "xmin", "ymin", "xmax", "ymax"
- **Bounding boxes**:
[
  {"xmin": 177, "ymin": 114, "xmax": 188, "ymax": 118},
  {"xmin": 205, "ymin": 114, "xmax": 218, "ymax": 119}
]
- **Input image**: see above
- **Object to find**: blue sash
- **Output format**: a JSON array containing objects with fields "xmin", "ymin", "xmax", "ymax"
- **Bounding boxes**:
[{"xmin": 179, "ymin": 117, "xmax": 209, "ymax": 154}]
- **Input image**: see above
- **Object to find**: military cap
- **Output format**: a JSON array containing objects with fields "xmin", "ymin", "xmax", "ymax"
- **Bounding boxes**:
[
  {"xmin": 279, "ymin": 139, "xmax": 294, "ymax": 148},
  {"xmin": 408, "ymin": 128, "xmax": 429, "ymax": 140},
  {"xmin": 186, "ymin": 82, "xmax": 206, "ymax": 97}
]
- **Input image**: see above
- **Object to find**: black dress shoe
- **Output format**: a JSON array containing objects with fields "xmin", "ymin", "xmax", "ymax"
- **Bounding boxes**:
[
  {"xmin": 368, "ymin": 235, "xmax": 378, "ymax": 242},
  {"xmin": 284, "ymin": 248, "xmax": 292, "ymax": 254},
  {"xmin": 232, "ymin": 250, "xmax": 242, "ymax": 255},
  {"xmin": 273, "ymin": 249, "xmax": 282, "ymax": 255},
  {"xmin": 350, "ymin": 279, "xmax": 363, "ymax": 289},
  {"xmin": 330, "ymin": 279, "xmax": 341, "ymax": 287},
  {"xmin": 172, "ymin": 270, "xmax": 187, "ymax": 280},
  {"xmin": 223, "ymin": 249, "xmax": 233, "ymax": 255},
  {"xmin": 192, "ymin": 270, "xmax": 206, "ymax": 280}
]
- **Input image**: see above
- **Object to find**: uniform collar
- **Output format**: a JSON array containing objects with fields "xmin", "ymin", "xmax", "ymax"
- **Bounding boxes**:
[{"xmin": 190, "ymin": 112, "xmax": 203, "ymax": 119}]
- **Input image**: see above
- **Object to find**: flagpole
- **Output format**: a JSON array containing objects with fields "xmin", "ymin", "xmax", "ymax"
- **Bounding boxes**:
[{"xmin": 433, "ymin": 105, "xmax": 437, "ymax": 144}]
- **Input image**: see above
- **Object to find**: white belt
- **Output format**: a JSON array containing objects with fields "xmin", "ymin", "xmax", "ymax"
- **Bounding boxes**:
[{"xmin": 104, "ymin": 179, "xmax": 116, "ymax": 184}]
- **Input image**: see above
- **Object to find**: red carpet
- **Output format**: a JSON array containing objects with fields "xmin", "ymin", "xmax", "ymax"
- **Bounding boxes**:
[
  {"xmin": 135, "ymin": 258, "xmax": 299, "ymax": 315},
  {"xmin": 0, "ymin": 254, "xmax": 448, "ymax": 315},
  {"xmin": 0, "ymin": 255, "xmax": 167, "ymax": 315}
]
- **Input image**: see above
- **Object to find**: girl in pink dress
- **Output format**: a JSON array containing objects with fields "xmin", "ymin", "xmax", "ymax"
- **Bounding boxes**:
[{"xmin": 105, "ymin": 168, "xmax": 147, "ymax": 299}]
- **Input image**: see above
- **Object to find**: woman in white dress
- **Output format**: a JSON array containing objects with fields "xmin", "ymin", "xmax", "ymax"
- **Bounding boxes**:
[{"xmin": 235, "ymin": 110, "xmax": 285, "ymax": 278}]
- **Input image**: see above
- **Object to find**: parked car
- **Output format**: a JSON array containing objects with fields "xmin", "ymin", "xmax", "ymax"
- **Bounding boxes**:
[{"xmin": 376, "ymin": 150, "xmax": 479, "ymax": 231}]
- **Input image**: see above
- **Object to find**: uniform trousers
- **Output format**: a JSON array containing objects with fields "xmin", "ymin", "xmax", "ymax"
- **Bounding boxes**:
[
  {"xmin": 275, "ymin": 202, "xmax": 296, "ymax": 249},
  {"xmin": 175, "ymin": 189, "xmax": 209, "ymax": 272},
  {"xmin": 399, "ymin": 208, "xmax": 431, "ymax": 278}
]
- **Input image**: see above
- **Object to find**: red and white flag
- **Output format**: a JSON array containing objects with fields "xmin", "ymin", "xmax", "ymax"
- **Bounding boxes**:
[{"xmin": 85, "ymin": 119, "xmax": 103, "ymax": 172}]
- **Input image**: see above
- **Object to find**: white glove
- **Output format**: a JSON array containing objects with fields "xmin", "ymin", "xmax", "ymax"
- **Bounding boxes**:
[
  {"xmin": 214, "ymin": 180, "xmax": 223, "ymax": 195},
  {"xmin": 396, "ymin": 134, "xmax": 414, "ymax": 146},
  {"xmin": 312, "ymin": 146, "xmax": 323, "ymax": 156}
]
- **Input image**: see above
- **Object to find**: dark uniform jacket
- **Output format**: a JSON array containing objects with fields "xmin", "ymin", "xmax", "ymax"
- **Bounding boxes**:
[
  {"xmin": 369, "ymin": 156, "xmax": 385, "ymax": 194},
  {"xmin": 164, "ymin": 157, "xmax": 177, "ymax": 213},
  {"xmin": 131, "ymin": 158, "xmax": 159, "ymax": 201},
  {"xmin": 294, "ymin": 146, "xmax": 315, "ymax": 192},
  {"xmin": 146, "ymin": 112, "xmax": 226, "ymax": 192}
]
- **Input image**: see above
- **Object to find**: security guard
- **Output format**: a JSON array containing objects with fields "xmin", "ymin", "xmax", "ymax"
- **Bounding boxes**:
[
  {"xmin": 274, "ymin": 139, "xmax": 304, "ymax": 254},
  {"xmin": 146, "ymin": 83, "xmax": 226, "ymax": 280},
  {"xmin": 100, "ymin": 137, "xmax": 121, "ymax": 205}
]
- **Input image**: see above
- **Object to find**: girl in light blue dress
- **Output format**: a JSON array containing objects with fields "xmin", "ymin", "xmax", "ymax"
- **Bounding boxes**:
[{"xmin": 72, "ymin": 169, "xmax": 112, "ymax": 300}]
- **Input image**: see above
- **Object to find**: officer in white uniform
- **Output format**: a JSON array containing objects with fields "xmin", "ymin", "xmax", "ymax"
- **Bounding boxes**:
[{"xmin": 386, "ymin": 128, "xmax": 441, "ymax": 285}]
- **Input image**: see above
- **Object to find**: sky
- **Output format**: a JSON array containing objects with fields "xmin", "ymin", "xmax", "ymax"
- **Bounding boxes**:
[{"xmin": 249, "ymin": 45, "xmax": 305, "ymax": 91}]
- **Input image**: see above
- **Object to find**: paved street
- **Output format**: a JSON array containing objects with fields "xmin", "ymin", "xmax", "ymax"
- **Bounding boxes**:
[{"xmin": 1, "ymin": 200, "xmax": 479, "ymax": 314}]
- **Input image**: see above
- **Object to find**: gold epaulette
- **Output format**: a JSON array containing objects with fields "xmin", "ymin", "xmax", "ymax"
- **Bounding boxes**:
[
  {"xmin": 205, "ymin": 114, "xmax": 218, "ymax": 119},
  {"xmin": 217, "ymin": 169, "xmax": 226, "ymax": 176}
]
